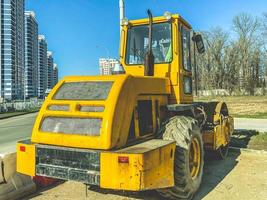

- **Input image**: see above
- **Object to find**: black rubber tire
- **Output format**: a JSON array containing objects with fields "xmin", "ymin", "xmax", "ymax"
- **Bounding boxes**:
[{"xmin": 157, "ymin": 116, "xmax": 204, "ymax": 200}]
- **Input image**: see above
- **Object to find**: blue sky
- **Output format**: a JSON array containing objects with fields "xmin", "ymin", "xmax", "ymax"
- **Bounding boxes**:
[{"xmin": 25, "ymin": 0, "xmax": 267, "ymax": 78}]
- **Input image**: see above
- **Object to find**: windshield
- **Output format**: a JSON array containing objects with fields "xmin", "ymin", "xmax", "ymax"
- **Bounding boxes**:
[
  {"xmin": 53, "ymin": 81, "xmax": 113, "ymax": 100},
  {"xmin": 126, "ymin": 22, "xmax": 172, "ymax": 65}
]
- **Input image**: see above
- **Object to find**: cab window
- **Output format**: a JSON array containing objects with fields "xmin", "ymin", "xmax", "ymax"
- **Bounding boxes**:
[
  {"xmin": 183, "ymin": 76, "xmax": 192, "ymax": 94},
  {"xmin": 126, "ymin": 22, "xmax": 172, "ymax": 65},
  {"xmin": 181, "ymin": 27, "xmax": 191, "ymax": 71}
]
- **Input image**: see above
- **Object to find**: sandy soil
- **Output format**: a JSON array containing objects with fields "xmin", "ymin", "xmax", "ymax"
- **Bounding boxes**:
[
  {"xmin": 24, "ymin": 149, "xmax": 267, "ymax": 200},
  {"xmin": 196, "ymin": 95, "xmax": 267, "ymax": 118}
]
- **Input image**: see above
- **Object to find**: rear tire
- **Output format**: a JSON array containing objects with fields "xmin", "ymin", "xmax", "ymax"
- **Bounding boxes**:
[{"xmin": 157, "ymin": 116, "xmax": 204, "ymax": 200}]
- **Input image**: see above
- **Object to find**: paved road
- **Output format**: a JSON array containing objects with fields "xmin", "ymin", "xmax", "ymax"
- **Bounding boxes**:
[
  {"xmin": 0, "ymin": 115, "xmax": 266, "ymax": 154},
  {"xmin": 25, "ymin": 150, "xmax": 267, "ymax": 200},
  {"xmin": 234, "ymin": 118, "xmax": 267, "ymax": 132},
  {"xmin": 0, "ymin": 113, "xmax": 37, "ymax": 153}
]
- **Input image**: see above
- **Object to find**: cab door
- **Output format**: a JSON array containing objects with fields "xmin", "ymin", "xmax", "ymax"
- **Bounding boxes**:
[{"xmin": 179, "ymin": 25, "xmax": 193, "ymax": 103}]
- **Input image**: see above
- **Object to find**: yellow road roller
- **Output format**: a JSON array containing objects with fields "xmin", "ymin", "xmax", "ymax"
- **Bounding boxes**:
[{"xmin": 17, "ymin": 10, "xmax": 233, "ymax": 199}]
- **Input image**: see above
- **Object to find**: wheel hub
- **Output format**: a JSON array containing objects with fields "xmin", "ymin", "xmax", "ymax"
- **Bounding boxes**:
[{"xmin": 189, "ymin": 137, "xmax": 201, "ymax": 179}]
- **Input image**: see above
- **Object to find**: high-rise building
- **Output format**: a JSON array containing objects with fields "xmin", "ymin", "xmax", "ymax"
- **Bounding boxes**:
[
  {"xmin": 99, "ymin": 58, "xmax": 119, "ymax": 75},
  {"xmin": 37, "ymin": 35, "xmax": 47, "ymax": 98},
  {"xmin": 24, "ymin": 11, "xmax": 38, "ymax": 99},
  {"xmin": 52, "ymin": 63, "xmax": 58, "ymax": 87},
  {"xmin": 0, "ymin": 0, "xmax": 25, "ymax": 100},
  {"xmin": 47, "ymin": 51, "xmax": 53, "ymax": 89}
]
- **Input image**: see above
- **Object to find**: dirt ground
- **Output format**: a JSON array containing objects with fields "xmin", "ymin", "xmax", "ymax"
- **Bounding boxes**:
[
  {"xmin": 24, "ymin": 149, "xmax": 267, "ymax": 200},
  {"xmin": 195, "ymin": 95, "xmax": 267, "ymax": 118}
]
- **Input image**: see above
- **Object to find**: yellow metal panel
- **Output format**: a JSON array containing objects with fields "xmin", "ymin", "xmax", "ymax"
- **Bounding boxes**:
[
  {"xmin": 119, "ymin": 29, "xmax": 126, "ymax": 58},
  {"xmin": 170, "ymin": 72, "xmax": 178, "ymax": 85},
  {"xmin": 100, "ymin": 140, "xmax": 175, "ymax": 191},
  {"xmin": 214, "ymin": 123, "xmax": 224, "ymax": 149},
  {"xmin": 16, "ymin": 142, "xmax": 36, "ymax": 176},
  {"xmin": 31, "ymin": 75, "xmax": 170, "ymax": 150},
  {"xmin": 169, "ymin": 85, "xmax": 193, "ymax": 104},
  {"xmin": 202, "ymin": 102, "xmax": 234, "ymax": 150},
  {"xmin": 125, "ymin": 14, "xmax": 192, "ymax": 29},
  {"xmin": 214, "ymin": 116, "xmax": 234, "ymax": 149},
  {"xmin": 212, "ymin": 102, "xmax": 234, "ymax": 149},
  {"xmin": 127, "ymin": 14, "xmax": 179, "ymax": 26},
  {"xmin": 140, "ymin": 142, "xmax": 175, "ymax": 190},
  {"xmin": 100, "ymin": 153, "xmax": 142, "ymax": 190}
]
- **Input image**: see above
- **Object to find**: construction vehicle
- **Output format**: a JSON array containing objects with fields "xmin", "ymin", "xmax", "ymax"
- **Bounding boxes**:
[{"xmin": 17, "ymin": 10, "xmax": 233, "ymax": 199}]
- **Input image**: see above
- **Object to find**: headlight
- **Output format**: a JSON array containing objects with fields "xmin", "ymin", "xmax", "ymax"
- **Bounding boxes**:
[
  {"xmin": 122, "ymin": 17, "xmax": 129, "ymax": 26},
  {"xmin": 40, "ymin": 117, "xmax": 102, "ymax": 136},
  {"xmin": 164, "ymin": 11, "xmax": 172, "ymax": 20}
]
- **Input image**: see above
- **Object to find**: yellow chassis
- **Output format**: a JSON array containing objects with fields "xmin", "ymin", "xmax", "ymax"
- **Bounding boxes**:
[{"xmin": 17, "ymin": 139, "xmax": 176, "ymax": 191}]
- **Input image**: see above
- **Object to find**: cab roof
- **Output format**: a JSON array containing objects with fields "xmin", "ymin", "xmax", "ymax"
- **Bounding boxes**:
[{"xmin": 125, "ymin": 14, "xmax": 192, "ymax": 29}]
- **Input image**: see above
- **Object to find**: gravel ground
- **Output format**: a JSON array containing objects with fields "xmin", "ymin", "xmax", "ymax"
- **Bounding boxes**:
[{"xmin": 24, "ymin": 149, "xmax": 267, "ymax": 200}]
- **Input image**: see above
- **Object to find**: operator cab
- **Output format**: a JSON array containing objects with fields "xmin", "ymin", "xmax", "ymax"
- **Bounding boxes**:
[{"xmin": 119, "ymin": 11, "xmax": 204, "ymax": 104}]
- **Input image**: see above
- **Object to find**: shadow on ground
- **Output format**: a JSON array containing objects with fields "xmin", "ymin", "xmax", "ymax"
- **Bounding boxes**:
[
  {"xmin": 230, "ymin": 129, "xmax": 259, "ymax": 148},
  {"xmin": 87, "ymin": 150, "xmax": 241, "ymax": 200},
  {"xmin": 193, "ymin": 150, "xmax": 240, "ymax": 200}
]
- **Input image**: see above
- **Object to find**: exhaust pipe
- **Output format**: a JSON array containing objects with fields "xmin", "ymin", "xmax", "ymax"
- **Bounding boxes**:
[
  {"xmin": 119, "ymin": 0, "xmax": 125, "ymax": 34},
  {"xmin": 144, "ymin": 9, "xmax": 154, "ymax": 76}
]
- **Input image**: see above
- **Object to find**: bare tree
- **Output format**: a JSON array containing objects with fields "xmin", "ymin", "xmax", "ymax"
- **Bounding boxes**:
[
  {"xmin": 231, "ymin": 13, "xmax": 261, "ymax": 94},
  {"xmin": 196, "ymin": 12, "xmax": 266, "ymax": 96},
  {"xmin": 224, "ymin": 42, "xmax": 240, "ymax": 94},
  {"xmin": 262, "ymin": 13, "xmax": 267, "ymax": 40},
  {"xmin": 261, "ymin": 13, "xmax": 267, "ymax": 94},
  {"xmin": 196, "ymin": 28, "xmax": 229, "ymax": 91}
]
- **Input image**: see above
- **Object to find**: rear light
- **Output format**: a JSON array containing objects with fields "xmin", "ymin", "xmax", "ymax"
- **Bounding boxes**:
[
  {"xmin": 118, "ymin": 156, "xmax": 129, "ymax": 163},
  {"xmin": 20, "ymin": 146, "xmax": 26, "ymax": 152}
]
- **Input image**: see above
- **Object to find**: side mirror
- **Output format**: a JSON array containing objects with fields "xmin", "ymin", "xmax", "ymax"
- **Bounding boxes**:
[{"xmin": 192, "ymin": 33, "xmax": 205, "ymax": 54}]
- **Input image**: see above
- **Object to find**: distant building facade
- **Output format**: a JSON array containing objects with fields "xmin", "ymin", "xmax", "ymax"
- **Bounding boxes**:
[
  {"xmin": 47, "ymin": 51, "xmax": 54, "ymax": 89},
  {"xmin": 37, "ymin": 35, "xmax": 47, "ymax": 98},
  {"xmin": 0, "ymin": 1, "xmax": 60, "ymax": 101},
  {"xmin": 0, "ymin": 0, "xmax": 25, "ymax": 100},
  {"xmin": 53, "ymin": 63, "xmax": 58, "ymax": 87},
  {"xmin": 99, "ymin": 58, "xmax": 119, "ymax": 75},
  {"xmin": 24, "ymin": 11, "xmax": 38, "ymax": 99}
]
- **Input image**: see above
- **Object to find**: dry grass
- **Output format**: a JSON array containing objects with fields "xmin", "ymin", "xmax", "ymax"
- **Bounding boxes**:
[
  {"xmin": 195, "ymin": 95, "xmax": 267, "ymax": 118},
  {"xmin": 231, "ymin": 130, "xmax": 267, "ymax": 150}
]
